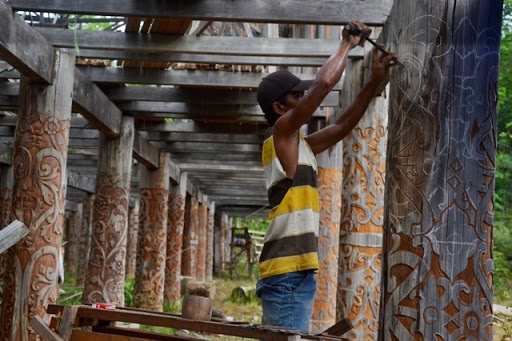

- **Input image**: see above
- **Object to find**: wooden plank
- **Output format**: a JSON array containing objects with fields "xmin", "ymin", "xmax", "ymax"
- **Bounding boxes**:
[
  {"xmin": 9, "ymin": 0, "xmax": 392, "ymax": 26},
  {"xmin": 72, "ymin": 328, "xmax": 206, "ymax": 341},
  {"xmin": 29, "ymin": 315, "xmax": 64, "ymax": 341},
  {"xmin": 57, "ymin": 305, "xmax": 80, "ymax": 341},
  {"xmin": 103, "ymin": 87, "xmax": 339, "ymax": 107},
  {"xmin": 145, "ymin": 131, "xmax": 262, "ymax": 144},
  {"xmin": 72, "ymin": 68, "xmax": 122, "ymax": 137},
  {"xmin": 75, "ymin": 49, "xmax": 334, "ymax": 67},
  {"xmin": 75, "ymin": 66, "xmax": 343, "ymax": 90},
  {"xmin": 0, "ymin": 1, "xmax": 55, "ymax": 83},
  {"xmin": 0, "ymin": 220, "xmax": 29, "ymax": 253},
  {"xmin": 132, "ymin": 131, "xmax": 160, "ymax": 169},
  {"xmin": 135, "ymin": 121, "xmax": 268, "ymax": 136},
  {"xmin": 35, "ymin": 27, "xmax": 362, "ymax": 58},
  {"xmin": 67, "ymin": 171, "xmax": 96, "ymax": 194}
]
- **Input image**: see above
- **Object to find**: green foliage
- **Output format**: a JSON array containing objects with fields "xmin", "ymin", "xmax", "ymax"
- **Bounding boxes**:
[{"xmin": 232, "ymin": 217, "xmax": 269, "ymax": 232}]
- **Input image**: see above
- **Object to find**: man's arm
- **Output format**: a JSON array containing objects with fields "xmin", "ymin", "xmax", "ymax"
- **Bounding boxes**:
[
  {"xmin": 272, "ymin": 22, "xmax": 368, "ymax": 178},
  {"xmin": 305, "ymin": 46, "xmax": 396, "ymax": 155}
]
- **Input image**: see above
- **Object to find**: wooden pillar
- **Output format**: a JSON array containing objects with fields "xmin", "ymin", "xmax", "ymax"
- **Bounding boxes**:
[
  {"xmin": 64, "ymin": 204, "xmax": 82, "ymax": 279},
  {"xmin": 164, "ymin": 172, "xmax": 187, "ymax": 306},
  {"xmin": 182, "ymin": 186, "xmax": 199, "ymax": 278},
  {"xmin": 134, "ymin": 153, "xmax": 170, "ymax": 311},
  {"xmin": 75, "ymin": 193, "xmax": 94, "ymax": 287},
  {"xmin": 221, "ymin": 213, "xmax": 231, "ymax": 272},
  {"xmin": 335, "ymin": 54, "xmax": 388, "ymax": 339},
  {"xmin": 0, "ymin": 165, "xmax": 13, "ymax": 227},
  {"xmin": 0, "ymin": 165, "xmax": 14, "ymax": 333},
  {"xmin": 4, "ymin": 49, "xmax": 74, "ymax": 341},
  {"xmin": 82, "ymin": 116, "xmax": 134, "ymax": 306},
  {"xmin": 125, "ymin": 199, "xmax": 139, "ymax": 279},
  {"xmin": 196, "ymin": 195, "xmax": 208, "ymax": 282},
  {"xmin": 311, "ymin": 142, "xmax": 344, "ymax": 333},
  {"xmin": 378, "ymin": 1, "xmax": 501, "ymax": 339},
  {"xmin": 205, "ymin": 201, "xmax": 215, "ymax": 281}
]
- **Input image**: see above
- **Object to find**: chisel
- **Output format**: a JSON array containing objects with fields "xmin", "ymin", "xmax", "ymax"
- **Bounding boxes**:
[{"xmin": 344, "ymin": 23, "xmax": 405, "ymax": 68}]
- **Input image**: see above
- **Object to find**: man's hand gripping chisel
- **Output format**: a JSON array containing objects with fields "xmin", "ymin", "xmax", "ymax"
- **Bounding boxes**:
[{"xmin": 344, "ymin": 22, "xmax": 405, "ymax": 68}]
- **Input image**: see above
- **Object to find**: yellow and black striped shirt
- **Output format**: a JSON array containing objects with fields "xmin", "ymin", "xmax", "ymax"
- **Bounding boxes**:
[{"xmin": 259, "ymin": 129, "xmax": 319, "ymax": 278}]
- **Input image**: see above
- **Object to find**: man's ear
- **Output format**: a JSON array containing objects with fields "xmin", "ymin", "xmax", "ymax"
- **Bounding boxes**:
[{"xmin": 272, "ymin": 101, "xmax": 286, "ymax": 115}]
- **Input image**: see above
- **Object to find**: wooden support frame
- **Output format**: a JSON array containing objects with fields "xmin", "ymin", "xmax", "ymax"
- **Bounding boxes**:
[{"xmin": 45, "ymin": 304, "xmax": 352, "ymax": 341}]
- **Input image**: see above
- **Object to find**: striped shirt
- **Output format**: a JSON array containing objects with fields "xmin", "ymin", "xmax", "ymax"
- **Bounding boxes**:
[{"xmin": 259, "ymin": 129, "xmax": 319, "ymax": 278}]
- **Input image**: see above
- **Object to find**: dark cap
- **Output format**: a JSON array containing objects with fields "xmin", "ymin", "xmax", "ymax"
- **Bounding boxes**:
[{"xmin": 256, "ymin": 70, "xmax": 313, "ymax": 112}]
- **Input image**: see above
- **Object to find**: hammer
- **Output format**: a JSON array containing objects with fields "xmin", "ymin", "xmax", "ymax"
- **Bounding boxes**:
[{"xmin": 344, "ymin": 23, "xmax": 405, "ymax": 68}]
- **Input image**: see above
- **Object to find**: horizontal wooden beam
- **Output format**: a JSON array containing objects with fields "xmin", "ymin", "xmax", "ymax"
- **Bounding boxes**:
[
  {"xmin": 36, "ymin": 27, "xmax": 363, "ymax": 58},
  {"xmin": 132, "ymin": 131, "xmax": 160, "ymax": 169},
  {"xmin": 135, "ymin": 121, "xmax": 268, "ymax": 136},
  {"xmin": 104, "ymin": 86, "xmax": 339, "ymax": 107},
  {"xmin": 9, "ymin": 0, "xmax": 392, "ymax": 26},
  {"xmin": 0, "ymin": 1, "xmax": 55, "ymax": 83},
  {"xmin": 72, "ymin": 69, "xmax": 122, "ymax": 136}
]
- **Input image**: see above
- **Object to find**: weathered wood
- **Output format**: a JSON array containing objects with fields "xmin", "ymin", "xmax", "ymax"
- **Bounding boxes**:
[
  {"xmin": 71, "ymin": 328, "xmax": 206, "ymax": 341},
  {"xmin": 9, "ymin": 0, "xmax": 392, "ymax": 26},
  {"xmin": 36, "ymin": 27, "xmax": 363, "ymax": 58},
  {"xmin": 56, "ymin": 305, "xmax": 79, "ymax": 341},
  {"xmin": 378, "ymin": 1, "xmax": 502, "ymax": 339},
  {"xmin": 132, "ymin": 131, "xmax": 159, "ymax": 169},
  {"xmin": 66, "ymin": 171, "xmax": 95, "ymax": 193},
  {"xmin": 0, "ymin": 1, "xmax": 55, "ymax": 83},
  {"xmin": 134, "ymin": 153, "xmax": 170, "ymax": 311},
  {"xmin": 205, "ymin": 201, "xmax": 215, "ymax": 282},
  {"xmin": 72, "ymin": 69, "xmax": 121, "ymax": 137},
  {"xmin": 164, "ymin": 172, "xmax": 188, "ymax": 305},
  {"xmin": 0, "ymin": 142, "xmax": 12, "ymax": 164},
  {"xmin": 75, "ymin": 194, "xmax": 95, "ymax": 287},
  {"xmin": 75, "ymin": 66, "xmax": 343, "ymax": 90},
  {"xmin": 0, "ymin": 220, "xmax": 29, "ymax": 254},
  {"xmin": 29, "ymin": 316, "xmax": 64, "ymax": 341},
  {"xmin": 104, "ymin": 86, "xmax": 339, "ymax": 107},
  {"xmin": 82, "ymin": 117, "xmax": 134, "ymax": 306},
  {"xmin": 6, "ymin": 49, "xmax": 75, "ymax": 341}
]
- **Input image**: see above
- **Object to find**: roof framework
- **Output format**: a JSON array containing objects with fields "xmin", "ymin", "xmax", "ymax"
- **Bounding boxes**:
[{"xmin": 0, "ymin": 0, "xmax": 392, "ymax": 218}]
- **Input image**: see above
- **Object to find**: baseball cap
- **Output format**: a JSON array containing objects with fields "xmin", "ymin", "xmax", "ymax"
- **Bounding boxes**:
[{"xmin": 256, "ymin": 70, "xmax": 314, "ymax": 112}]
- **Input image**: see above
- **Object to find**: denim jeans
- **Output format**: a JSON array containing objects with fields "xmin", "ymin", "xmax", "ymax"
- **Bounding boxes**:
[{"xmin": 256, "ymin": 270, "xmax": 316, "ymax": 333}]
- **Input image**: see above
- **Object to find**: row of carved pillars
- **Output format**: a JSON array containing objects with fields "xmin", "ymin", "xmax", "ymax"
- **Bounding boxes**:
[{"xmin": 0, "ymin": 49, "xmax": 229, "ymax": 341}]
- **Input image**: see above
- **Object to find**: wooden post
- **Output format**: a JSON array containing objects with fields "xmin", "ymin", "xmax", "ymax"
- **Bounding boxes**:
[
  {"xmin": 378, "ymin": 1, "xmax": 501, "ymax": 339},
  {"xmin": 164, "ymin": 171, "xmax": 188, "ymax": 306},
  {"xmin": 205, "ymin": 201, "xmax": 215, "ymax": 281},
  {"xmin": 5, "ymin": 49, "xmax": 74, "ymax": 341},
  {"xmin": 82, "ymin": 116, "xmax": 134, "ymax": 306},
  {"xmin": 182, "ymin": 186, "xmax": 199, "ymax": 278},
  {"xmin": 75, "ymin": 194, "xmax": 94, "ymax": 287},
  {"xmin": 134, "ymin": 153, "xmax": 170, "ymax": 311},
  {"xmin": 125, "ymin": 199, "xmax": 139, "ymax": 279},
  {"xmin": 0, "ymin": 165, "xmax": 13, "ymax": 227},
  {"xmin": 334, "ymin": 50, "xmax": 388, "ymax": 339},
  {"xmin": 196, "ymin": 195, "xmax": 208, "ymax": 282},
  {"xmin": 64, "ymin": 204, "xmax": 82, "ymax": 279},
  {"xmin": 0, "ymin": 165, "xmax": 14, "ymax": 331}
]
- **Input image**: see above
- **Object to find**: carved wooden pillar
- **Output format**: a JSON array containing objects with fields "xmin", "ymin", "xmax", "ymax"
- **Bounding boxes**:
[
  {"xmin": 3, "ymin": 49, "xmax": 74, "ymax": 341},
  {"xmin": 64, "ymin": 204, "xmax": 82, "ymax": 279},
  {"xmin": 220, "ymin": 212, "xmax": 230, "ymax": 272},
  {"xmin": 311, "ymin": 142, "xmax": 343, "ymax": 334},
  {"xmin": 333, "ymin": 54, "xmax": 388, "ymax": 340},
  {"xmin": 82, "ymin": 116, "xmax": 134, "ymax": 306},
  {"xmin": 205, "ymin": 201, "xmax": 215, "ymax": 281},
  {"xmin": 0, "ymin": 165, "xmax": 13, "ymax": 227},
  {"xmin": 378, "ymin": 1, "xmax": 501, "ymax": 339},
  {"xmin": 196, "ymin": 195, "xmax": 208, "ymax": 282},
  {"xmin": 182, "ymin": 186, "xmax": 199, "ymax": 278},
  {"xmin": 164, "ymin": 172, "xmax": 187, "ymax": 306},
  {"xmin": 0, "ymin": 164, "xmax": 14, "ymax": 333},
  {"xmin": 125, "ymin": 199, "xmax": 139, "ymax": 279},
  {"xmin": 134, "ymin": 153, "xmax": 170, "ymax": 311},
  {"xmin": 75, "ymin": 193, "xmax": 94, "ymax": 287}
]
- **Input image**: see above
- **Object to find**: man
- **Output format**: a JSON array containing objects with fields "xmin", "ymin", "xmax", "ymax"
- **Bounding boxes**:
[{"xmin": 255, "ymin": 21, "xmax": 396, "ymax": 332}]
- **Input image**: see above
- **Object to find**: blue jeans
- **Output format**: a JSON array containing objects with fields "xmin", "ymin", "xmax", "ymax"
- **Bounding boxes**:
[{"xmin": 256, "ymin": 270, "xmax": 316, "ymax": 332}]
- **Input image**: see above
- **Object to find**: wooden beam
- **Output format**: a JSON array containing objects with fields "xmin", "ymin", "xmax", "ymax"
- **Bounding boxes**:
[
  {"xmin": 0, "ymin": 1, "xmax": 55, "ymax": 83},
  {"xmin": 35, "ymin": 27, "xmax": 362, "ymax": 59},
  {"xmin": 29, "ymin": 315, "xmax": 64, "ymax": 341},
  {"xmin": 9, "ymin": 0, "xmax": 392, "ymax": 26},
  {"xmin": 67, "ymin": 171, "xmax": 96, "ymax": 193},
  {"xmin": 132, "ymin": 131, "xmax": 160, "ymax": 169},
  {"xmin": 104, "ymin": 86, "xmax": 339, "ymax": 107},
  {"xmin": 75, "ymin": 49, "xmax": 333, "ymax": 67},
  {"xmin": 72, "ymin": 69, "xmax": 122, "ymax": 136},
  {"xmin": 0, "ymin": 142, "xmax": 12, "ymax": 164},
  {"xmin": 135, "ymin": 121, "xmax": 268, "ymax": 136},
  {"xmin": 0, "ymin": 220, "xmax": 29, "ymax": 254}
]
